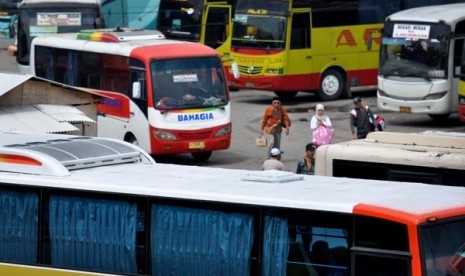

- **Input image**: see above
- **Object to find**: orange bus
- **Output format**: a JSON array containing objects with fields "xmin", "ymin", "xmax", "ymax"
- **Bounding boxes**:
[{"xmin": 1, "ymin": 130, "xmax": 465, "ymax": 275}]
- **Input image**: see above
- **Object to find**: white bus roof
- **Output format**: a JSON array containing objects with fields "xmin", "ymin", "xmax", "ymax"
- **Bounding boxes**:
[
  {"xmin": 31, "ymin": 29, "xmax": 210, "ymax": 57},
  {"xmin": 386, "ymin": 3, "xmax": 465, "ymax": 24},
  {"xmin": 315, "ymin": 131, "xmax": 465, "ymax": 171},
  {"xmin": 1, "ymin": 131, "xmax": 464, "ymax": 223}
]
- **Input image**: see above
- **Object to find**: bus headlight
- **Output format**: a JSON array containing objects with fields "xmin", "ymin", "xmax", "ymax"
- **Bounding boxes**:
[
  {"xmin": 424, "ymin": 92, "xmax": 447, "ymax": 101},
  {"xmin": 378, "ymin": 89, "xmax": 387, "ymax": 97},
  {"xmin": 215, "ymin": 125, "xmax": 231, "ymax": 137},
  {"xmin": 266, "ymin": 68, "xmax": 282, "ymax": 75},
  {"xmin": 153, "ymin": 130, "xmax": 177, "ymax": 141}
]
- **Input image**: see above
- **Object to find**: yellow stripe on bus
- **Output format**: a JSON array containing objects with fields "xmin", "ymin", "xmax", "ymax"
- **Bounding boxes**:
[{"xmin": 0, "ymin": 263, "xmax": 115, "ymax": 276}]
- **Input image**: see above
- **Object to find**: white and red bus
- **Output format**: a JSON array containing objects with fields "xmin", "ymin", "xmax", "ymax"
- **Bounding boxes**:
[
  {"xmin": 30, "ymin": 28, "xmax": 231, "ymax": 161},
  {"xmin": 0, "ymin": 130, "xmax": 465, "ymax": 275}
]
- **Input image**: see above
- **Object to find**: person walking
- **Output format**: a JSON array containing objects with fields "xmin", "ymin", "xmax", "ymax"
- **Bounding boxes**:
[
  {"xmin": 259, "ymin": 97, "xmax": 291, "ymax": 156},
  {"xmin": 310, "ymin": 103, "xmax": 334, "ymax": 146},
  {"xmin": 296, "ymin": 143, "xmax": 316, "ymax": 175},
  {"xmin": 350, "ymin": 96, "xmax": 377, "ymax": 140},
  {"xmin": 262, "ymin": 148, "xmax": 287, "ymax": 171}
]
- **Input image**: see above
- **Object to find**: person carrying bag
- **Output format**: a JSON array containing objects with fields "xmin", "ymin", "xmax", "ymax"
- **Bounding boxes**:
[
  {"xmin": 310, "ymin": 104, "xmax": 334, "ymax": 146},
  {"xmin": 259, "ymin": 97, "xmax": 291, "ymax": 156}
]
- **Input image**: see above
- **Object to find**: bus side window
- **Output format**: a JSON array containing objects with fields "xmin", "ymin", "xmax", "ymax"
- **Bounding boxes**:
[
  {"xmin": 100, "ymin": 55, "xmax": 130, "ymax": 94},
  {"xmin": 291, "ymin": 12, "xmax": 310, "ymax": 49},
  {"xmin": 280, "ymin": 213, "xmax": 350, "ymax": 276},
  {"xmin": 79, "ymin": 51, "xmax": 101, "ymax": 89},
  {"xmin": 454, "ymin": 39, "xmax": 464, "ymax": 77}
]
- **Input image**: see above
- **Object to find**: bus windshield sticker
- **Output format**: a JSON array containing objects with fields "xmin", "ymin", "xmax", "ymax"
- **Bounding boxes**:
[
  {"xmin": 30, "ymin": 25, "xmax": 58, "ymax": 36},
  {"xmin": 393, "ymin": 24, "xmax": 430, "ymax": 39},
  {"xmin": 37, "ymin": 13, "xmax": 82, "ymax": 26},
  {"xmin": 173, "ymin": 74, "xmax": 198, "ymax": 83},
  {"xmin": 234, "ymin": 15, "xmax": 248, "ymax": 23}
]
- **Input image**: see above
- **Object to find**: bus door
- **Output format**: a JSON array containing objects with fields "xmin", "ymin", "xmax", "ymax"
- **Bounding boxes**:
[
  {"xmin": 287, "ymin": 9, "xmax": 312, "ymax": 89},
  {"xmin": 202, "ymin": 5, "xmax": 231, "ymax": 58},
  {"xmin": 129, "ymin": 65, "xmax": 148, "ymax": 119}
]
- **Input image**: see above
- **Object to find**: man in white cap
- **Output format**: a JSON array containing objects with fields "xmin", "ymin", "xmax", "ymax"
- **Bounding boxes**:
[{"xmin": 262, "ymin": 148, "xmax": 287, "ymax": 171}]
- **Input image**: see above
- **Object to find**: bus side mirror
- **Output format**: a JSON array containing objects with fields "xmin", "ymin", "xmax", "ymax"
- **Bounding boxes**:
[
  {"xmin": 367, "ymin": 34, "xmax": 373, "ymax": 51},
  {"xmin": 132, "ymin": 82, "xmax": 141, "ymax": 99},
  {"xmin": 231, "ymin": 62, "xmax": 240, "ymax": 79}
]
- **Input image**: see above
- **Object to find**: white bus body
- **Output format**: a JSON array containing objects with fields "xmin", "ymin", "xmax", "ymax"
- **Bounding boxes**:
[
  {"xmin": 377, "ymin": 4, "xmax": 465, "ymax": 120},
  {"xmin": 315, "ymin": 131, "xmax": 465, "ymax": 185},
  {"xmin": 30, "ymin": 29, "xmax": 231, "ymax": 161}
]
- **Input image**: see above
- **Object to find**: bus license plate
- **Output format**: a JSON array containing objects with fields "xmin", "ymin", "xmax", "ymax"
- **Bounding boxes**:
[
  {"xmin": 400, "ymin": 106, "xmax": 411, "ymax": 113},
  {"xmin": 189, "ymin": 142, "xmax": 205, "ymax": 149},
  {"xmin": 245, "ymin": 82, "xmax": 255, "ymax": 88}
]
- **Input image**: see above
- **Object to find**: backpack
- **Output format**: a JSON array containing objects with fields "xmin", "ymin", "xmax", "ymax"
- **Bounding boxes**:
[{"xmin": 281, "ymin": 108, "xmax": 291, "ymax": 128}]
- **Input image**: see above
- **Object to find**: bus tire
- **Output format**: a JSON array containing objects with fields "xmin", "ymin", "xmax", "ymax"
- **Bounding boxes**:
[
  {"xmin": 192, "ymin": 151, "xmax": 212, "ymax": 162},
  {"xmin": 318, "ymin": 69, "xmax": 345, "ymax": 101},
  {"xmin": 274, "ymin": 91, "xmax": 298, "ymax": 100},
  {"xmin": 428, "ymin": 114, "xmax": 450, "ymax": 121},
  {"xmin": 126, "ymin": 134, "xmax": 139, "ymax": 146}
]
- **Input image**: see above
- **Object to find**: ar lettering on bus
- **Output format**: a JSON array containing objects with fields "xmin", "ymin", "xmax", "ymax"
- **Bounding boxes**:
[
  {"xmin": 336, "ymin": 28, "xmax": 382, "ymax": 47},
  {"xmin": 246, "ymin": 9, "xmax": 268, "ymax": 15},
  {"xmin": 178, "ymin": 113, "xmax": 214, "ymax": 122}
]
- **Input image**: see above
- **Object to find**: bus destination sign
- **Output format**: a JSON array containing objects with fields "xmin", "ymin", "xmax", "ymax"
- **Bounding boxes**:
[{"xmin": 393, "ymin": 24, "xmax": 430, "ymax": 39}]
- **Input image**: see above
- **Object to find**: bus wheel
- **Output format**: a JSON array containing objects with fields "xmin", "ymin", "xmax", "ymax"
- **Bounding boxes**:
[
  {"xmin": 274, "ymin": 91, "xmax": 298, "ymax": 100},
  {"xmin": 192, "ymin": 151, "xmax": 212, "ymax": 162},
  {"xmin": 126, "ymin": 135, "xmax": 139, "ymax": 146},
  {"xmin": 318, "ymin": 69, "xmax": 345, "ymax": 101},
  {"xmin": 428, "ymin": 114, "xmax": 450, "ymax": 121}
]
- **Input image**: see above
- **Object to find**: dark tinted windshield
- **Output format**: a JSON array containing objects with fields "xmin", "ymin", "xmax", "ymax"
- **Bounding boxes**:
[
  {"xmin": 16, "ymin": 5, "xmax": 100, "ymax": 65},
  {"xmin": 420, "ymin": 218, "xmax": 465, "ymax": 275},
  {"xmin": 157, "ymin": 0, "xmax": 204, "ymax": 42},
  {"xmin": 379, "ymin": 22, "xmax": 450, "ymax": 79}
]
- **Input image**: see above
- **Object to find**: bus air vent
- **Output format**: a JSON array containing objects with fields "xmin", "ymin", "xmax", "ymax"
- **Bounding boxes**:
[{"xmin": 5, "ymin": 136, "xmax": 148, "ymax": 171}]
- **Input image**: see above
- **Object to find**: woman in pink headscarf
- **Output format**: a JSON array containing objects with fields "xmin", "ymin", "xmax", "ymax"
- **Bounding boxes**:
[{"xmin": 310, "ymin": 103, "xmax": 334, "ymax": 146}]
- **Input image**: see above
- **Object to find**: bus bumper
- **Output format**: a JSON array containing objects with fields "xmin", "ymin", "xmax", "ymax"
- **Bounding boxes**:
[
  {"xmin": 377, "ymin": 91, "xmax": 452, "ymax": 114},
  {"xmin": 228, "ymin": 74, "xmax": 318, "ymax": 91},
  {"xmin": 151, "ymin": 136, "xmax": 231, "ymax": 155},
  {"xmin": 150, "ymin": 125, "xmax": 231, "ymax": 155},
  {"xmin": 459, "ymin": 104, "xmax": 465, "ymax": 123}
]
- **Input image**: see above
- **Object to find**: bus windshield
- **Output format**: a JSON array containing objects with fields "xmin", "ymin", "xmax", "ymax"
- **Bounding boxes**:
[
  {"xmin": 420, "ymin": 217, "xmax": 465, "ymax": 275},
  {"xmin": 157, "ymin": 0, "xmax": 204, "ymax": 41},
  {"xmin": 232, "ymin": 0, "xmax": 287, "ymax": 50},
  {"xmin": 379, "ymin": 22, "xmax": 450, "ymax": 80},
  {"xmin": 232, "ymin": 14, "xmax": 286, "ymax": 50},
  {"xmin": 16, "ymin": 5, "xmax": 101, "ymax": 65},
  {"xmin": 151, "ymin": 57, "xmax": 229, "ymax": 110}
]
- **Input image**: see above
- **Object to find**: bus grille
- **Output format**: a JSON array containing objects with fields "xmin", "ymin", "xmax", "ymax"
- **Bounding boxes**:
[
  {"xmin": 238, "ymin": 65, "xmax": 263, "ymax": 76},
  {"xmin": 178, "ymin": 131, "xmax": 212, "ymax": 140}
]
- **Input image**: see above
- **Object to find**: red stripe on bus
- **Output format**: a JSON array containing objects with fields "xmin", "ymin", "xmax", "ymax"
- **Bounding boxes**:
[{"xmin": 0, "ymin": 154, "xmax": 42, "ymax": 166}]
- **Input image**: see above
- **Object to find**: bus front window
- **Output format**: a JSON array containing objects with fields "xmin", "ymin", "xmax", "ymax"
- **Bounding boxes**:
[
  {"xmin": 232, "ymin": 14, "xmax": 286, "ymax": 50},
  {"xmin": 157, "ymin": 0, "xmax": 203, "ymax": 41},
  {"xmin": 151, "ymin": 57, "xmax": 228, "ymax": 110},
  {"xmin": 379, "ymin": 23, "xmax": 450, "ymax": 80},
  {"xmin": 420, "ymin": 218, "xmax": 465, "ymax": 276},
  {"xmin": 16, "ymin": 6, "xmax": 100, "ymax": 65}
]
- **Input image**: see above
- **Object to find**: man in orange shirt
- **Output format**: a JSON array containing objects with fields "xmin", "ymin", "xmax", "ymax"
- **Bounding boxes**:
[{"xmin": 259, "ymin": 97, "xmax": 291, "ymax": 156}]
